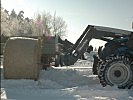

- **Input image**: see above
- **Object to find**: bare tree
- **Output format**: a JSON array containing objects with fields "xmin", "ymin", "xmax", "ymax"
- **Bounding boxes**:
[
  {"xmin": 51, "ymin": 12, "xmax": 67, "ymax": 38},
  {"xmin": 41, "ymin": 12, "xmax": 52, "ymax": 36},
  {"xmin": 33, "ymin": 11, "xmax": 67, "ymax": 38},
  {"xmin": 33, "ymin": 13, "xmax": 43, "ymax": 36},
  {"xmin": 52, "ymin": 14, "xmax": 67, "ymax": 38}
]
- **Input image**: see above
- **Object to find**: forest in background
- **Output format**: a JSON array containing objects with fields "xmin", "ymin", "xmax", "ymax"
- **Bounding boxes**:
[{"xmin": 1, "ymin": 7, "xmax": 67, "ymax": 38}]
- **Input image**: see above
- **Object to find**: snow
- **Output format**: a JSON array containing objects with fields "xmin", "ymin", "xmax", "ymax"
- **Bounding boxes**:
[{"xmin": 1, "ymin": 53, "xmax": 133, "ymax": 100}]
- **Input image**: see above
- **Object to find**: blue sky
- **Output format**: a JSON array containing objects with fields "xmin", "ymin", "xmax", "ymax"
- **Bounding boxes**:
[{"xmin": 2, "ymin": 0, "xmax": 133, "ymax": 48}]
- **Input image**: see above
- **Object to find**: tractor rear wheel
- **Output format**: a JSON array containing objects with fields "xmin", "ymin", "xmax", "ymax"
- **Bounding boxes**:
[{"xmin": 98, "ymin": 55, "xmax": 133, "ymax": 89}]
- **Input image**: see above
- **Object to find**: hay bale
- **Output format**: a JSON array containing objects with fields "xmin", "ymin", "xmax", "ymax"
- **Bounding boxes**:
[{"xmin": 3, "ymin": 37, "xmax": 41, "ymax": 80}]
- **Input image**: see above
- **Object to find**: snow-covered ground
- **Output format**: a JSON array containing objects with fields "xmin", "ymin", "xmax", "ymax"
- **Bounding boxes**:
[{"xmin": 1, "ymin": 53, "xmax": 133, "ymax": 100}]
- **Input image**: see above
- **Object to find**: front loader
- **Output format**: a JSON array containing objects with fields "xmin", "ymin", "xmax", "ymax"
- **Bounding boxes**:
[{"xmin": 56, "ymin": 25, "xmax": 133, "ymax": 89}]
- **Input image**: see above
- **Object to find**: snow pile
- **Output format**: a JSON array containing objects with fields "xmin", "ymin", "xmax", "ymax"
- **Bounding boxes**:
[
  {"xmin": 73, "ymin": 59, "xmax": 93, "ymax": 68},
  {"xmin": 1, "ymin": 88, "xmax": 7, "ymax": 99},
  {"xmin": 1, "ymin": 59, "xmax": 133, "ymax": 100},
  {"xmin": 38, "ymin": 67, "xmax": 99, "ymax": 89}
]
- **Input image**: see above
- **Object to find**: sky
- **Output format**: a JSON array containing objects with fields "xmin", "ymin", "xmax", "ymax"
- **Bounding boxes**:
[{"xmin": 1, "ymin": 0, "xmax": 133, "ymax": 48}]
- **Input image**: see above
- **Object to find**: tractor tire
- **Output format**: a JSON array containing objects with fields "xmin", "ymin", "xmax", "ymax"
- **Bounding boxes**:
[{"xmin": 98, "ymin": 55, "xmax": 133, "ymax": 89}]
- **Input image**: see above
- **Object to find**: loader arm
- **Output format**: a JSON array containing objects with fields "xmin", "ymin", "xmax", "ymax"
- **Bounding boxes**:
[{"xmin": 58, "ymin": 25, "xmax": 131, "ymax": 66}]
